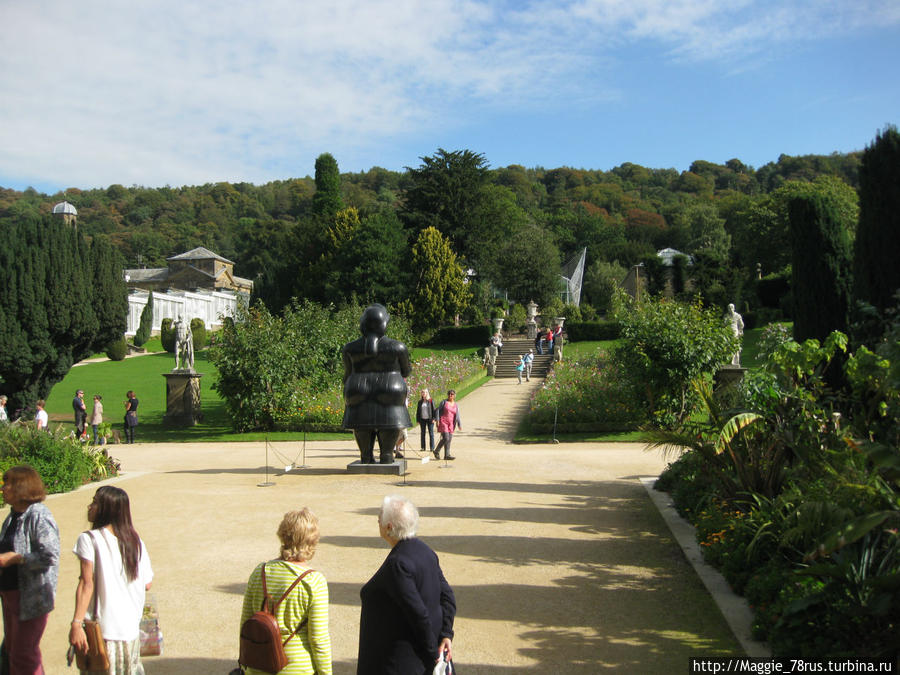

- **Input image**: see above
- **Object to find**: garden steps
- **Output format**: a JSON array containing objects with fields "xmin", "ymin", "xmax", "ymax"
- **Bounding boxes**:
[{"xmin": 492, "ymin": 336, "xmax": 553, "ymax": 378}]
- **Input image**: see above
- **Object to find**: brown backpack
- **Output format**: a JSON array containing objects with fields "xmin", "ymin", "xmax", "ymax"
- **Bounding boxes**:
[{"xmin": 239, "ymin": 564, "xmax": 313, "ymax": 674}]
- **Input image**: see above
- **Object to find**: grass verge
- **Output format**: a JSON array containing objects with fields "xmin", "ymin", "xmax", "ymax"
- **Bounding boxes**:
[{"xmin": 46, "ymin": 346, "xmax": 487, "ymax": 443}]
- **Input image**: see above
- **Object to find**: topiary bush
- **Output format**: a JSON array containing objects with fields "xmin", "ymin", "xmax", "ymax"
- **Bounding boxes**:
[
  {"xmin": 105, "ymin": 335, "xmax": 128, "ymax": 361},
  {"xmin": 160, "ymin": 317, "xmax": 175, "ymax": 353},
  {"xmin": 190, "ymin": 317, "xmax": 206, "ymax": 351}
]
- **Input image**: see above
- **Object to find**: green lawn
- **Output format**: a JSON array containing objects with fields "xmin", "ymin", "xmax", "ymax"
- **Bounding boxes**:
[{"xmin": 45, "ymin": 345, "xmax": 486, "ymax": 443}]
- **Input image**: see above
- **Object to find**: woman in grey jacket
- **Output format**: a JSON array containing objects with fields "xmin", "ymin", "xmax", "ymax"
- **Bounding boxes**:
[{"xmin": 0, "ymin": 465, "xmax": 60, "ymax": 673}]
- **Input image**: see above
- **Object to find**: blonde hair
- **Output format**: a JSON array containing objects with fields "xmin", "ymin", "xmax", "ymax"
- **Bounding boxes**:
[{"xmin": 278, "ymin": 508, "xmax": 320, "ymax": 561}]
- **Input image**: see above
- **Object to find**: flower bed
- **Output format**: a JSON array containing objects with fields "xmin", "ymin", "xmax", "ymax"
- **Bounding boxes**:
[{"xmin": 524, "ymin": 352, "xmax": 647, "ymax": 433}]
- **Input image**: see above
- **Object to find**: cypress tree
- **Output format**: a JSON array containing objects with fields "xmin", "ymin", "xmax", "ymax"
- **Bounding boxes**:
[
  {"xmin": 853, "ymin": 126, "xmax": 900, "ymax": 318},
  {"xmin": 134, "ymin": 291, "xmax": 153, "ymax": 347},
  {"xmin": 0, "ymin": 215, "xmax": 127, "ymax": 415},
  {"xmin": 312, "ymin": 152, "xmax": 343, "ymax": 217},
  {"xmin": 788, "ymin": 193, "xmax": 854, "ymax": 342},
  {"xmin": 91, "ymin": 235, "xmax": 128, "ymax": 349}
]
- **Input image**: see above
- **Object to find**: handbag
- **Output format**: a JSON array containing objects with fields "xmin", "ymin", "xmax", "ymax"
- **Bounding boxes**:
[{"xmin": 75, "ymin": 531, "xmax": 110, "ymax": 671}]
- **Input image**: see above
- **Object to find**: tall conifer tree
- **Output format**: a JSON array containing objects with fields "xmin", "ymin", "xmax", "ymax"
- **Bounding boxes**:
[
  {"xmin": 788, "ymin": 193, "xmax": 854, "ymax": 342},
  {"xmin": 0, "ymin": 216, "xmax": 126, "ymax": 414},
  {"xmin": 853, "ymin": 126, "xmax": 900, "ymax": 317},
  {"xmin": 134, "ymin": 289, "xmax": 153, "ymax": 346},
  {"xmin": 312, "ymin": 152, "xmax": 344, "ymax": 217}
]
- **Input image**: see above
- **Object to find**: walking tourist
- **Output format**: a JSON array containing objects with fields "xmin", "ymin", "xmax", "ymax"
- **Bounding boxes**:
[
  {"xmin": 357, "ymin": 495, "xmax": 455, "ymax": 675},
  {"xmin": 240, "ymin": 508, "xmax": 332, "ymax": 675},
  {"xmin": 73, "ymin": 389, "xmax": 87, "ymax": 438},
  {"xmin": 0, "ymin": 466, "xmax": 60, "ymax": 674},
  {"xmin": 34, "ymin": 400, "xmax": 49, "ymax": 431},
  {"xmin": 90, "ymin": 395, "xmax": 104, "ymax": 445},
  {"xmin": 69, "ymin": 486, "xmax": 153, "ymax": 674},
  {"xmin": 433, "ymin": 390, "xmax": 461, "ymax": 461},
  {"xmin": 415, "ymin": 389, "xmax": 436, "ymax": 455},
  {"xmin": 123, "ymin": 391, "xmax": 138, "ymax": 444}
]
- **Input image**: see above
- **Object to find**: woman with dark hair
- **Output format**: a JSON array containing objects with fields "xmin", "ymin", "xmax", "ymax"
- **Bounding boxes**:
[
  {"xmin": 415, "ymin": 389, "xmax": 436, "ymax": 455},
  {"xmin": 69, "ymin": 486, "xmax": 153, "ymax": 674},
  {"xmin": 0, "ymin": 465, "xmax": 60, "ymax": 673},
  {"xmin": 123, "ymin": 391, "xmax": 138, "ymax": 444},
  {"xmin": 432, "ymin": 390, "xmax": 461, "ymax": 461}
]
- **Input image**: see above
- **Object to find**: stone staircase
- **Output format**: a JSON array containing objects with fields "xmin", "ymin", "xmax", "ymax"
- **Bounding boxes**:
[{"xmin": 491, "ymin": 336, "xmax": 554, "ymax": 378}]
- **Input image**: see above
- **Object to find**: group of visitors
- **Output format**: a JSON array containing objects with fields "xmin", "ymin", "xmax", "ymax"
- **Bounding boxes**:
[
  {"xmin": 0, "ymin": 466, "xmax": 151, "ymax": 674},
  {"xmin": 413, "ymin": 389, "xmax": 462, "ymax": 461},
  {"xmin": 515, "ymin": 349, "xmax": 535, "ymax": 384},
  {"xmin": 239, "ymin": 495, "xmax": 455, "ymax": 675},
  {"xmin": 534, "ymin": 324, "xmax": 563, "ymax": 355},
  {"xmin": 1, "ymin": 388, "xmax": 139, "ymax": 445},
  {"xmin": 1, "ymin": 467, "xmax": 455, "ymax": 675},
  {"xmin": 71, "ymin": 389, "xmax": 107, "ymax": 444}
]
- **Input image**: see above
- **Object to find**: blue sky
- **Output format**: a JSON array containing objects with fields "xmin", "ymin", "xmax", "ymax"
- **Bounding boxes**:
[{"xmin": 2, "ymin": 0, "xmax": 898, "ymax": 194}]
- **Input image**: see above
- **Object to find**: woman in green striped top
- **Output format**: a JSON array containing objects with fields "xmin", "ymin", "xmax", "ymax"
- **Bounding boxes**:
[{"xmin": 240, "ymin": 509, "xmax": 332, "ymax": 675}]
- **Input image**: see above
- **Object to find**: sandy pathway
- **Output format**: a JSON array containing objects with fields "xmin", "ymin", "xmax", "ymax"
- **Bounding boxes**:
[{"xmin": 38, "ymin": 378, "xmax": 739, "ymax": 674}]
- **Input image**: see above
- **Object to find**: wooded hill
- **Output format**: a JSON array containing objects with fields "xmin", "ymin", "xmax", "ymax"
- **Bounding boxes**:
[{"xmin": 0, "ymin": 148, "xmax": 863, "ymax": 325}]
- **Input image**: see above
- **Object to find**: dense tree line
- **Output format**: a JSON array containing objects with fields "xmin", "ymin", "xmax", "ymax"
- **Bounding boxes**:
[
  {"xmin": 0, "ymin": 143, "xmax": 873, "ymax": 331},
  {"xmin": 0, "ymin": 216, "xmax": 127, "ymax": 414}
]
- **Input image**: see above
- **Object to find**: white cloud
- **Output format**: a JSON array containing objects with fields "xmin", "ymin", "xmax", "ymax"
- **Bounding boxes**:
[{"xmin": 0, "ymin": 0, "xmax": 897, "ymax": 190}]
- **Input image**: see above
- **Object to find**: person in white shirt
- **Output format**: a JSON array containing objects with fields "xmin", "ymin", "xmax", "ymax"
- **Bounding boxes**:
[
  {"xmin": 34, "ymin": 400, "xmax": 49, "ymax": 431},
  {"xmin": 69, "ymin": 486, "xmax": 153, "ymax": 673},
  {"xmin": 523, "ymin": 350, "xmax": 534, "ymax": 381}
]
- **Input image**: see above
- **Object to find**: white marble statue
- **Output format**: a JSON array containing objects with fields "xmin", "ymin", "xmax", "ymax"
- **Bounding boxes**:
[
  {"xmin": 726, "ymin": 303, "xmax": 744, "ymax": 366},
  {"xmin": 174, "ymin": 317, "xmax": 195, "ymax": 371}
]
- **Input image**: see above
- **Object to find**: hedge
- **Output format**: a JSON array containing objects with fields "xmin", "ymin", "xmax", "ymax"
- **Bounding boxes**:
[
  {"xmin": 563, "ymin": 320, "xmax": 622, "ymax": 341},
  {"xmin": 429, "ymin": 324, "xmax": 492, "ymax": 346}
]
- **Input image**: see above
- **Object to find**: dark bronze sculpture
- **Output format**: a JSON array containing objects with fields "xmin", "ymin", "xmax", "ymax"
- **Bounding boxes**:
[{"xmin": 342, "ymin": 304, "xmax": 411, "ymax": 463}]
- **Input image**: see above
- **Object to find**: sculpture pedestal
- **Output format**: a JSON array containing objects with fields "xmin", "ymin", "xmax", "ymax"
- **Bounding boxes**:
[
  {"xmin": 346, "ymin": 459, "xmax": 407, "ymax": 475},
  {"xmin": 714, "ymin": 366, "xmax": 747, "ymax": 407},
  {"xmin": 163, "ymin": 371, "xmax": 203, "ymax": 426},
  {"xmin": 527, "ymin": 320, "xmax": 537, "ymax": 340}
]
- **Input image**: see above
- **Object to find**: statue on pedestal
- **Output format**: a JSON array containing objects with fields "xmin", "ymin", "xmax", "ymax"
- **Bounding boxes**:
[
  {"xmin": 342, "ymin": 304, "xmax": 411, "ymax": 464},
  {"xmin": 173, "ymin": 317, "xmax": 194, "ymax": 372},
  {"xmin": 483, "ymin": 344, "xmax": 498, "ymax": 376},
  {"xmin": 725, "ymin": 303, "xmax": 745, "ymax": 366}
]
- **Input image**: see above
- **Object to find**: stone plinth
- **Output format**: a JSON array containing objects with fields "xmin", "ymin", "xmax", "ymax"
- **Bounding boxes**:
[
  {"xmin": 714, "ymin": 365, "xmax": 747, "ymax": 407},
  {"xmin": 526, "ymin": 319, "xmax": 537, "ymax": 340},
  {"xmin": 346, "ymin": 459, "xmax": 407, "ymax": 475},
  {"xmin": 163, "ymin": 371, "xmax": 203, "ymax": 426},
  {"xmin": 715, "ymin": 365, "xmax": 747, "ymax": 388}
]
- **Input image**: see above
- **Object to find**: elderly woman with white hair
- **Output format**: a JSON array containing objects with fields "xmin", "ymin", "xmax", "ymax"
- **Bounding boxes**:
[{"xmin": 357, "ymin": 496, "xmax": 456, "ymax": 674}]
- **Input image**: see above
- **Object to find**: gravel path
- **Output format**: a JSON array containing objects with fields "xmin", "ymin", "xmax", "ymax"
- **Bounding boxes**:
[{"xmin": 39, "ymin": 377, "xmax": 739, "ymax": 673}]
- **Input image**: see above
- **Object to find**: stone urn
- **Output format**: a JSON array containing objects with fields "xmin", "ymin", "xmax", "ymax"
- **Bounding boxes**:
[
  {"xmin": 526, "ymin": 301, "xmax": 538, "ymax": 320},
  {"xmin": 492, "ymin": 317, "xmax": 505, "ymax": 333},
  {"xmin": 555, "ymin": 317, "xmax": 566, "ymax": 328}
]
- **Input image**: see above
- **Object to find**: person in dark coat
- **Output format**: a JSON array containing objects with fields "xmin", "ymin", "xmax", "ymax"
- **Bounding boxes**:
[
  {"xmin": 342, "ymin": 305, "xmax": 412, "ymax": 464},
  {"xmin": 358, "ymin": 495, "xmax": 455, "ymax": 675}
]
